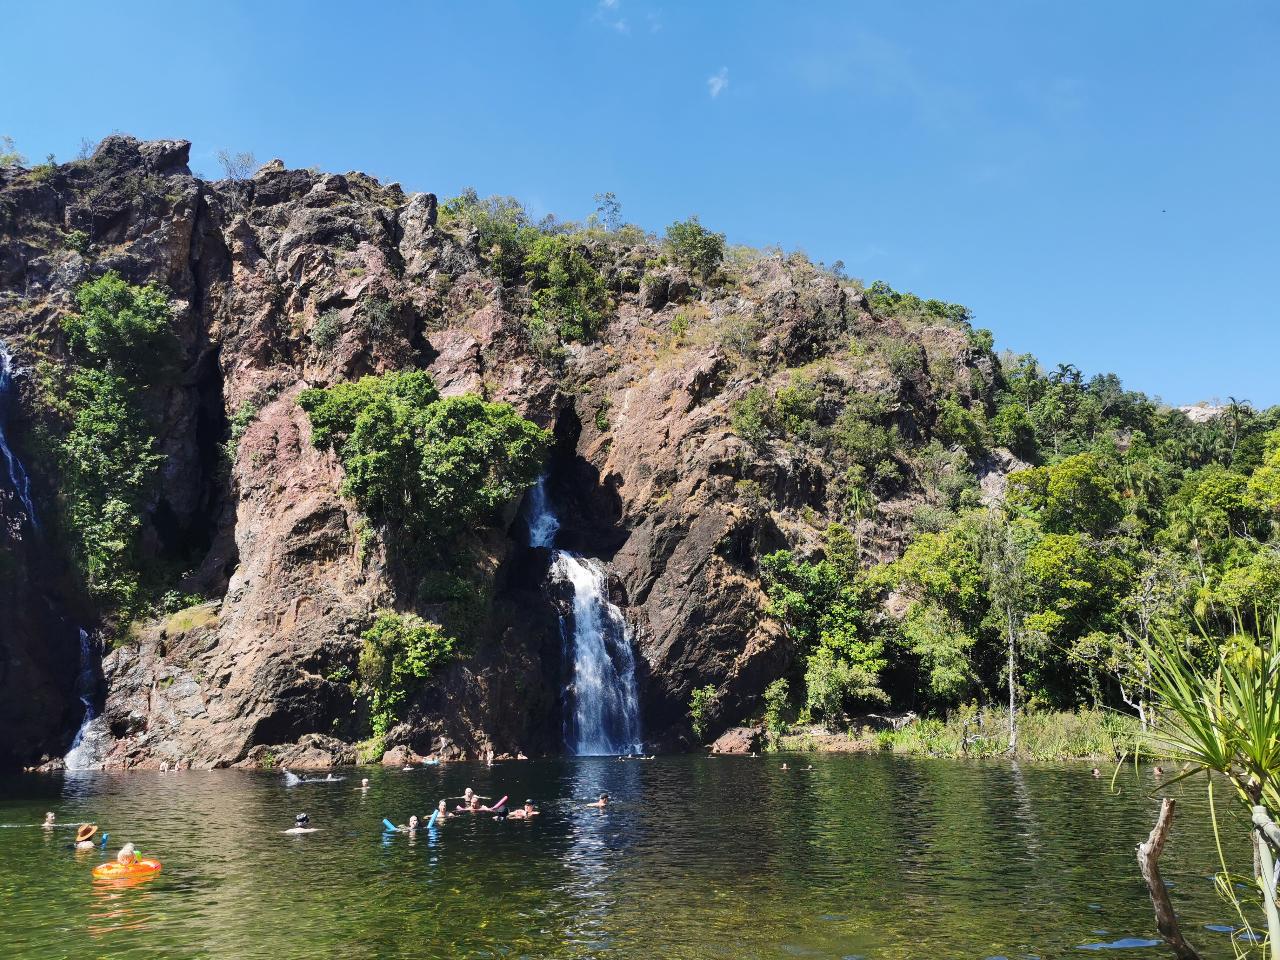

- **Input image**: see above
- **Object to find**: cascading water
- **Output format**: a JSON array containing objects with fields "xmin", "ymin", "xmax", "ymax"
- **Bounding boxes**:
[
  {"xmin": 0, "ymin": 341, "xmax": 38, "ymax": 530},
  {"xmin": 64, "ymin": 628, "xmax": 108, "ymax": 771},
  {"xmin": 527, "ymin": 478, "xmax": 642, "ymax": 755},
  {"xmin": 0, "ymin": 343, "xmax": 104, "ymax": 768}
]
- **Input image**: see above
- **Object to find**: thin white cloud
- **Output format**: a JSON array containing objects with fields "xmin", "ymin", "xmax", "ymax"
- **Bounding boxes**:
[
  {"xmin": 594, "ymin": 0, "xmax": 629, "ymax": 33},
  {"xmin": 708, "ymin": 67, "xmax": 729, "ymax": 98}
]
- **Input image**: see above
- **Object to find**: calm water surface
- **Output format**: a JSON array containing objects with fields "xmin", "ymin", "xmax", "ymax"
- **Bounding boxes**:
[{"xmin": 0, "ymin": 755, "xmax": 1257, "ymax": 959}]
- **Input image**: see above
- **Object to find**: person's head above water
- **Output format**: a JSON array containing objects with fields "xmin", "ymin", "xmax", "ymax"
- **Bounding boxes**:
[
  {"xmin": 75, "ymin": 824, "xmax": 98, "ymax": 844},
  {"xmin": 437, "ymin": 799, "xmax": 447, "ymax": 812},
  {"xmin": 295, "ymin": 813, "xmax": 310, "ymax": 826},
  {"xmin": 43, "ymin": 812, "xmax": 55, "ymax": 825},
  {"xmin": 117, "ymin": 842, "xmax": 137, "ymax": 864},
  {"xmin": 408, "ymin": 815, "xmax": 419, "ymax": 829},
  {"xmin": 361, "ymin": 778, "xmax": 369, "ymax": 788}
]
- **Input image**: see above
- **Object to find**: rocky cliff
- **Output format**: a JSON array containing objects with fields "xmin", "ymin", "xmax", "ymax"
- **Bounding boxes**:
[{"xmin": 0, "ymin": 137, "xmax": 1000, "ymax": 768}]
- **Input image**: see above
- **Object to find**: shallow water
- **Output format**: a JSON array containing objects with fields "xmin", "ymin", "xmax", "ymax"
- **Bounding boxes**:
[{"xmin": 0, "ymin": 755, "xmax": 1258, "ymax": 959}]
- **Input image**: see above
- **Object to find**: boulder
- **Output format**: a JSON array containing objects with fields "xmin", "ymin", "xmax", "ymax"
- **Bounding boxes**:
[{"xmin": 710, "ymin": 726, "xmax": 763, "ymax": 754}]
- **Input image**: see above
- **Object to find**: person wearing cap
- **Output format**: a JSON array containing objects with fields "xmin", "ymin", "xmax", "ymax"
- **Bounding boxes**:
[
  {"xmin": 506, "ymin": 800, "xmax": 540, "ymax": 820},
  {"xmin": 284, "ymin": 813, "xmax": 318, "ymax": 834},
  {"xmin": 74, "ymin": 824, "xmax": 99, "ymax": 849},
  {"xmin": 585, "ymin": 793, "xmax": 609, "ymax": 809}
]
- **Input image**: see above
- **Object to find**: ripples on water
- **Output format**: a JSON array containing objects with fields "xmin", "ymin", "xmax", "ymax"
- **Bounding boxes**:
[{"xmin": 0, "ymin": 756, "xmax": 1255, "ymax": 959}]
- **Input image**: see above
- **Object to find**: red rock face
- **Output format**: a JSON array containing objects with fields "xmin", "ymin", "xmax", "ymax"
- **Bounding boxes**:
[{"xmin": 0, "ymin": 139, "xmax": 1006, "ymax": 767}]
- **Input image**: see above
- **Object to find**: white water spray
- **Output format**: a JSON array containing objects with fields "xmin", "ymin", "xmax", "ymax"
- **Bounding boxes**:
[
  {"xmin": 65, "ymin": 629, "xmax": 108, "ymax": 771},
  {"xmin": 527, "ymin": 478, "xmax": 642, "ymax": 755},
  {"xmin": 0, "ymin": 342, "xmax": 37, "ymax": 530}
]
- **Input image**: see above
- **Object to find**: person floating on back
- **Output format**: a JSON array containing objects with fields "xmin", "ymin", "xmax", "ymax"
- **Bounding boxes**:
[
  {"xmin": 505, "ymin": 800, "xmax": 540, "ymax": 821},
  {"xmin": 285, "ymin": 813, "xmax": 318, "ymax": 834}
]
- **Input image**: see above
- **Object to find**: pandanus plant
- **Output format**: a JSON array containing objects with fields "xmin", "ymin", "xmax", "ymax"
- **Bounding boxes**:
[{"xmin": 1139, "ymin": 615, "xmax": 1280, "ymax": 959}]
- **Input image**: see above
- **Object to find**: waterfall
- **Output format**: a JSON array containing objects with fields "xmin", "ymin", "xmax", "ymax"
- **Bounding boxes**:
[
  {"xmin": 64, "ymin": 628, "xmax": 108, "ymax": 771},
  {"xmin": 0, "ymin": 341, "xmax": 38, "ymax": 530},
  {"xmin": 527, "ymin": 477, "xmax": 642, "ymax": 756}
]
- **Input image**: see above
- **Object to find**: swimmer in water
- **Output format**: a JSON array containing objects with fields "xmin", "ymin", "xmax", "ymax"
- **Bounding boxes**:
[
  {"xmin": 506, "ymin": 800, "xmax": 540, "ymax": 821},
  {"xmin": 391, "ymin": 815, "xmax": 420, "ymax": 833},
  {"xmin": 74, "ymin": 824, "xmax": 99, "ymax": 850},
  {"xmin": 361, "ymin": 778, "xmax": 370, "ymax": 790},
  {"xmin": 434, "ymin": 799, "xmax": 453, "ymax": 822},
  {"xmin": 1154, "ymin": 766, "xmax": 1164, "ymax": 778},
  {"xmin": 116, "ymin": 842, "xmax": 138, "ymax": 865},
  {"xmin": 586, "ymin": 793, "xmax": 609, "ymax": 809},
  {"xmin": 42, "ymin": 812, "xmax": 55, "ymax": 830},
  {"xmin": 1091, "ymin": 767, "xmax": 1101, "ymax": 778},
  {"xmin": 780, "ymin": 762, "xmax": 789, "ymax": 771},
  {"xmin": 284, "ymin": 813, "xmax": 318, "ymax": 834}
]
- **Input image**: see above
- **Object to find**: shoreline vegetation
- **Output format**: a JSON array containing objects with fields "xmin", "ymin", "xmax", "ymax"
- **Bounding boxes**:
[{"xmin": 765, "ymin": 708, "xmax": 1145, "ymax": 761}]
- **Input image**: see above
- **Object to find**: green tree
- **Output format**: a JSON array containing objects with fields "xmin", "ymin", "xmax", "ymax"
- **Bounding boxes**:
[
  {"xmin": 1007, "ymin": 453, "xmax": 1123, "ymax": 537},
  {"xmin": 358, "ymin": 611, "xmax": 456, "ymax": 738},
  {"xmin": 55, "ymin": 272, "xmax": 178, "ymax": 610},
  {"xmin": 440, "ymin": 189, "xmax": 538, "ymax": 285},
  {"xmin": 665, "ymin": 216, "xmax": 725, "ymax": 279},
  {"xmin": 62, "ymin": 270, "xmax": 178, "ymax": 378},
  {"xmin": 525, "ymin": 234, "xmax": 610, "ymax": 341},
  {"xmin": 760, "ymin": 548, "xmax": 887, "ymax": 720},
  {"xmin": 689, "ymin": 684, "xmax": 718, "ymax": 741},
  {"xmin": 298, "ymin": 371, "xmax": 550, "ymax": 542},
  {"xmin": 762, "ymin": 677, "xmax": 790, "ymax": 747}
]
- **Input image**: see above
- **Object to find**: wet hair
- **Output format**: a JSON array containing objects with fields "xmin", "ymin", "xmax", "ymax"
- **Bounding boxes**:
[{"xmin": 295, "ymin": 813, "xmax": 310, "ymax": 825}]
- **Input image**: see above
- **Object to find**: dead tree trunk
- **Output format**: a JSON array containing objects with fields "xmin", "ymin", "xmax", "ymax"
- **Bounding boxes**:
[{"xmin": 1137, "ymin": 798, "xmax": 1202, "ymax": 960}]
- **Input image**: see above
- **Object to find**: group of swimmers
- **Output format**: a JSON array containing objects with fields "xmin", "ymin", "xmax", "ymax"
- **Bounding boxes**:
[{"xmin": 284, "ymin": 785, "xmax": 611, "ymax": 836}]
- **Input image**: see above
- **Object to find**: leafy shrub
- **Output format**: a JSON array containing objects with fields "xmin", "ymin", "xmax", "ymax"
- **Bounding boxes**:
[
  {"xmin": 760, "ymin": 549, "xmax": 888, "ymax": 719},
  {"xmin": 934, "ymin": 397, "xmax": 989, "ymax": 457},
  {"xmin": 62, "ymin": 270, "xmax": 178, "ymax": 378},
  {"xmin": 763, "ymin": 677, "xmax": 791, "ymax": 745},
  {"xmin": 524, "ymin": 234, "xmax": 610, "ymax": 341},
  {"xmin": 689, "ymin": 684, "xmax": 718, "ymax": 741},
  {"xmin": 311, "ymin": 308, "xmax": 345, "ymax": 351},
  {"xmin": 0, "ymin": 135, "xmax": 25, "ymax": 168},
  {"xmin": 881, "ymin": 338, "xmax": 924, "ymax": 382},
  {"xmin": 63, "ymin": 229, "xmax": 90, "ymax": 255},
  {"xmin": 665, "ymin": 216, "xmax": 725, "ymax": 279},
  {"xmin": 54, "ymin": 273, "xmax": 178, "ymax": 611},
  {"xmin": 222, "ymin": 400, "xmax": 259, "ymax": 464},
  {"xmin": 730, "ymin": 387, "xmax": 775, "ymax": 449},
  {"xmin": 359, "ymin": 611, "xmax": 456, "ymax": 738},
  {"xmin": 440, "ymin": 188, "xmax": 538, "ymax": 285},
  {"xmin": 865, "ymin": 280, "xmax": 971, "ymax": 326},
  {"xmin": 361, "ymin": 297, "xmax": 399, "ymax": 340},
  {"xmin": 832, "ymin": 398, "xmax": 900, "ymax": 478},
  {"xmin": 297, "ymin": 371, "xmax": 550, "ymax": 543}
]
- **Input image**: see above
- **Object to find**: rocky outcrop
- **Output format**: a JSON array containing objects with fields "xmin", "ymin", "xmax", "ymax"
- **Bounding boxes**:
[
  {"xmin": 709, "ymin": 726, "xmax": 763, "ymax": 754},
  {"xmin": 0, "ymin": 137, "xmax": 1006, "ymax": 767}
]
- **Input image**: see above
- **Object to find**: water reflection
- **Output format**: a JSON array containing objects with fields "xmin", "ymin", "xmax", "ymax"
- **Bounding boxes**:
[{"xmin": 0, "ymin": 757, "xmax": 1258, "ymax": 959}]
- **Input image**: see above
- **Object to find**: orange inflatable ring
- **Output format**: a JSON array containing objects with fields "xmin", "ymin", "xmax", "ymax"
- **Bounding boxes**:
[{"xmin": 93, "ymin": 858, "xmax": 162, "ymax": 879}]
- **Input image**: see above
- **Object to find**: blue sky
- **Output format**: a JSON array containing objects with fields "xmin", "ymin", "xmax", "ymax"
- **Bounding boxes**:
[{"xmin": 4, "ymin": 1, "xmax": 1277, "ymax": 405}]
